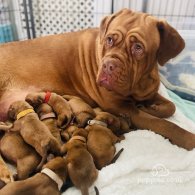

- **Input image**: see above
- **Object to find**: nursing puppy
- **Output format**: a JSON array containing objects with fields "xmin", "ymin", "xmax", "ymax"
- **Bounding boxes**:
[
  {"xmin": 36, "ymin": 103, "xmax": 63, "ymax": 144},
  {"xmin": 94, "ymin": 107, "xmax": 131, "ymax": 135},
  {"xmin": 61, "ymin": 128, "xmax": 98, "ymax": 195},
  {"xmin": 0, "ymin": 157, "xmax": 67, "ymax": 195},
  {"xmin": 25, "ymin": 92, "xmax": 73, "ymax": 128},
  {"xmin": 60, "ymin": 125, "xmax": 78, "ymax": 142},
  {"xmin": 86, "ymin": 119, "xmax": 123, "ymax": 170},
  {"xmin": 7, "ymin": 100, "xmax": 62, "ymax": 170},
  {"xmin": 63, "ymin": 95, "xmax": 96, "ymax": 127},
  {"xmin": 0, "ymin": 132, "xmax": 41, "ymax": 180}
]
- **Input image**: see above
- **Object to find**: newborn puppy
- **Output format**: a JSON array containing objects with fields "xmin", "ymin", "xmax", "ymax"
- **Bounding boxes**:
[
  {"xmin": 7, "ymin": 100, "xmax": 62, "ymax": 170},
  {"xmin": 60, "ymin": 125, "xmax": 78, "ymax": 142},
  {"xmin": 63, "ymin": 95, "xmax": 96, "ymax": 127},
  {"xmin": 0, "ymin": 154, "xmax": 13, "ymax": 188},
  {"xmin": 25, "ymin": 92, "xmax": 73, "ymax": 128},
  {"xmin": 0, "ymin": 132, "xmax": 41, "ymax": 180},
  {"xmin": 36, "ymin": 103, "xmax": 63, "ymax": 144},
  {"xmin": 0, "ymin": 157, "xmax": 67, "ymax": 195},
  {"xmin": 94, "ymin": 108, "xmax": 131, "ymax": 136},
  {"xmin": 86, "ymin": 119, "xmax": 123, "ymax": 170},
  {"xmin": 61, "ymin": 128, "xmax": 98, "ymax": 195}
]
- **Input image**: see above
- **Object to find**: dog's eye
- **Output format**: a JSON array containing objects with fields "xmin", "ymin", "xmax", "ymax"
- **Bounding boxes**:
[
  {"xmin": 135, "ymin": 43, "xmax": 142, "ymax": 51},
  {"xmin": 106, "ymin": 36, "xmax": 114, "ymax": 46},
  {"xmin": 131, "ymin": 42, "xmax": 144, "ymax": 57}
]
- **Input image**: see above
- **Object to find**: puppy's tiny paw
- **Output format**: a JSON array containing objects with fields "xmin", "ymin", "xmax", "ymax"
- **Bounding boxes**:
[{"xmin": 150, "ymin": 104, "xmax": 159, "ymax": 110}]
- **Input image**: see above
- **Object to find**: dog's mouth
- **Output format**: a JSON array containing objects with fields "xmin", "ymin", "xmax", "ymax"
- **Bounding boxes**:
[{"xmin": 97, "ymin": 71, "xmax": 113, "ymax": 91}]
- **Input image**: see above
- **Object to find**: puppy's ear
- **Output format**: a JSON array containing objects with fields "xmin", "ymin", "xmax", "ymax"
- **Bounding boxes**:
[
  {"xmin": 157, "ymin": 20, "xmax": 185, "ymax": 66},
  {"xmin": 100, "ymin": 9, "xmax": 132, "ymax": 43},
  {"xmin": 8, "ymin": 106, "xmax": 15, "ymax": 120},
  {"xmin": 37, "ymin": 96, "xmax": 43, "ymax": 104}
]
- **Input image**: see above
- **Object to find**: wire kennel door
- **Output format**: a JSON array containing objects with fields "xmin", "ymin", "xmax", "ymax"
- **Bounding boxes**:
[{"xmin": 22, "ymin": 0, "xmax": 195, "ymax": 39}]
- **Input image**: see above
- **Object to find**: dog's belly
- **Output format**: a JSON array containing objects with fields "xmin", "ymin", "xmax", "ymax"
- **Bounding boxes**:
[{"xmin": 0, "ymin": 87, "xmax": 40, "ymax": 121}]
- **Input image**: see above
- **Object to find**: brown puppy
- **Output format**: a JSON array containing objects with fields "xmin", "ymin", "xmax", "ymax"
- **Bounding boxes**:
[
  {"xmin": 60, "ymin": 125, "xmax": 79, "ymax": 142},
  {"xmin": 0, "ymin": 132, "xmax": 41, "ymax": 180},
  {"xmin": 7, "ymin": 100, "xmax": 62, "ymax": 170},
  {"xmin": 0, "ymin": 157, "xmax": 67, "ymax": 195},
  {"xmin": 25, "ymin": 92, "xmax": 73, "ymax": 128},
  {"xmin": 0, "ymin": 9, "xmax": 194, "ymax": 152},
  {"xmin": 61, "ymin": 128, "xmax": 98, "ymax": 195},
  {"xmin": 0, "ymin": 154, "xmax": 13, "ymax": 188},
  {"xmin": 94, "ymin": 107, "xmax": 131, "ymax": 136},
  {"xmin": 36, "ymin": 103, "xmax": 63, "ymax": 144},
  {"xmin": 63, "ymin": 95, "xmax": 96, "ymax": 127},
  {"xmin": 86, "ymin": 120, "xmax": 123, "ymax": 170}
]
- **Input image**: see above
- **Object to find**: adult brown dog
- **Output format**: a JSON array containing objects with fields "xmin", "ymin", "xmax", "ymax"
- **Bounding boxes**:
[
  {"xmin": 0, "ymin": 157, "xmax": 67, "ymax": 195},
  {"xmin": 0, "ymin": 9, "xmax": 194, "ymax": 152}
]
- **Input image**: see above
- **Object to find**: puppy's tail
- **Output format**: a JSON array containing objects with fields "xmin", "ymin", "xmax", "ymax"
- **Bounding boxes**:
[
  {"xmin": 94, "ymin": 186, "xmax": 99, "ymax": 195},
  {"xmin": 110, "ymin": 148, "xmax": 124, "ymax": 164}
]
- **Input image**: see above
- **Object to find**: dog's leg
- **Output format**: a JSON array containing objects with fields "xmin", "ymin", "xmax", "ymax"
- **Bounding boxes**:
[
  {"xmin": 36, "ymin": 146, "xmax": 48, "ymax": 172},
  {"xmin": 137, "ymin": 93, "xmax": 176, "ymax": 118},
  {"xmin": 0, "ymin": 155, "xmax": 13, "ymax": 184},
  {"xmin": 130, "ymin": 109, "xmax": 195, "ymax": 150},
  {"xmin": 61, "ymin": 144, "xmax": 68, "ymax": 155}
]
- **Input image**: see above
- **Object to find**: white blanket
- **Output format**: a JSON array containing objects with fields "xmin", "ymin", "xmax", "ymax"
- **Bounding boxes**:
[{"xmin": 63, "ymin": 83, "xmax": 195, "ymax": 195}]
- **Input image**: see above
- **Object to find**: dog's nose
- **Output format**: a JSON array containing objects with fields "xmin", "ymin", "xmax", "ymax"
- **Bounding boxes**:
[{"xmin": 103, "ymin": 62, "xmax": 116, "ymax": 74}]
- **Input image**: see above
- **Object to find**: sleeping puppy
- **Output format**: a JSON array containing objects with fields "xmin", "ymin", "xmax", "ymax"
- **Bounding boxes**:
[
  {"xmin": 0, "ymin": 154, "xmax": 13, "ymax": 189},
  {"xmin": 61, "ymin": 128, "xmax": 98, "ymax": 195},
  {"xmin": 0, "ymin": 157, "xmax": 67, "ymax": 195},
  {"xmin": 94, "ymin": 108, "xmax": 131, "ymax": 136},
  {"xmin": 60, "ymin": 125, "xmax": 78, "ymax": 142},
  {"xmin": 86, "ymin": 118, "xmax": 123, "ymax": 170},
  {"xmin": 36, "ymin": 103, "xmax": 63, "ymax": 145},
  {"xmin": 7, "ymin": 100, "xmax": 62, "ymax": 170},
  {"xmin": 0, "ymin": 132, "xmax": 41, "ymax": 180},
  {"xmin": 63, "ymin": 95, "xmax": 96, "ymax": 127},
  {"xmin": 25, "ymin": 92, "xmax": 73, "ymax": 128}
]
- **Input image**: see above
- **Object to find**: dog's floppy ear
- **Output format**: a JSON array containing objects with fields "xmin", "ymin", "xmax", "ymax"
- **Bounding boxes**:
[
  {"xmin": 157, "ymin": 20, "xmax": 185, "ymax": 66},
  {"xmin": 100, "ymin": 9, "xmax": 132, "ymax": 43}
]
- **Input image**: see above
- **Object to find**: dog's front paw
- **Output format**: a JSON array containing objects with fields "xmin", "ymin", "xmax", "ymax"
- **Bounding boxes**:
[{"xmin": 57, "ymin": 112, "xmax": 73, "ymax": 128}]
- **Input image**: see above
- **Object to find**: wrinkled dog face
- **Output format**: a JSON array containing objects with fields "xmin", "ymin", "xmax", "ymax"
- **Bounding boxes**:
[{"xmin": 96, "ymin": 9, "xmax": 185, "ymax": 97}]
